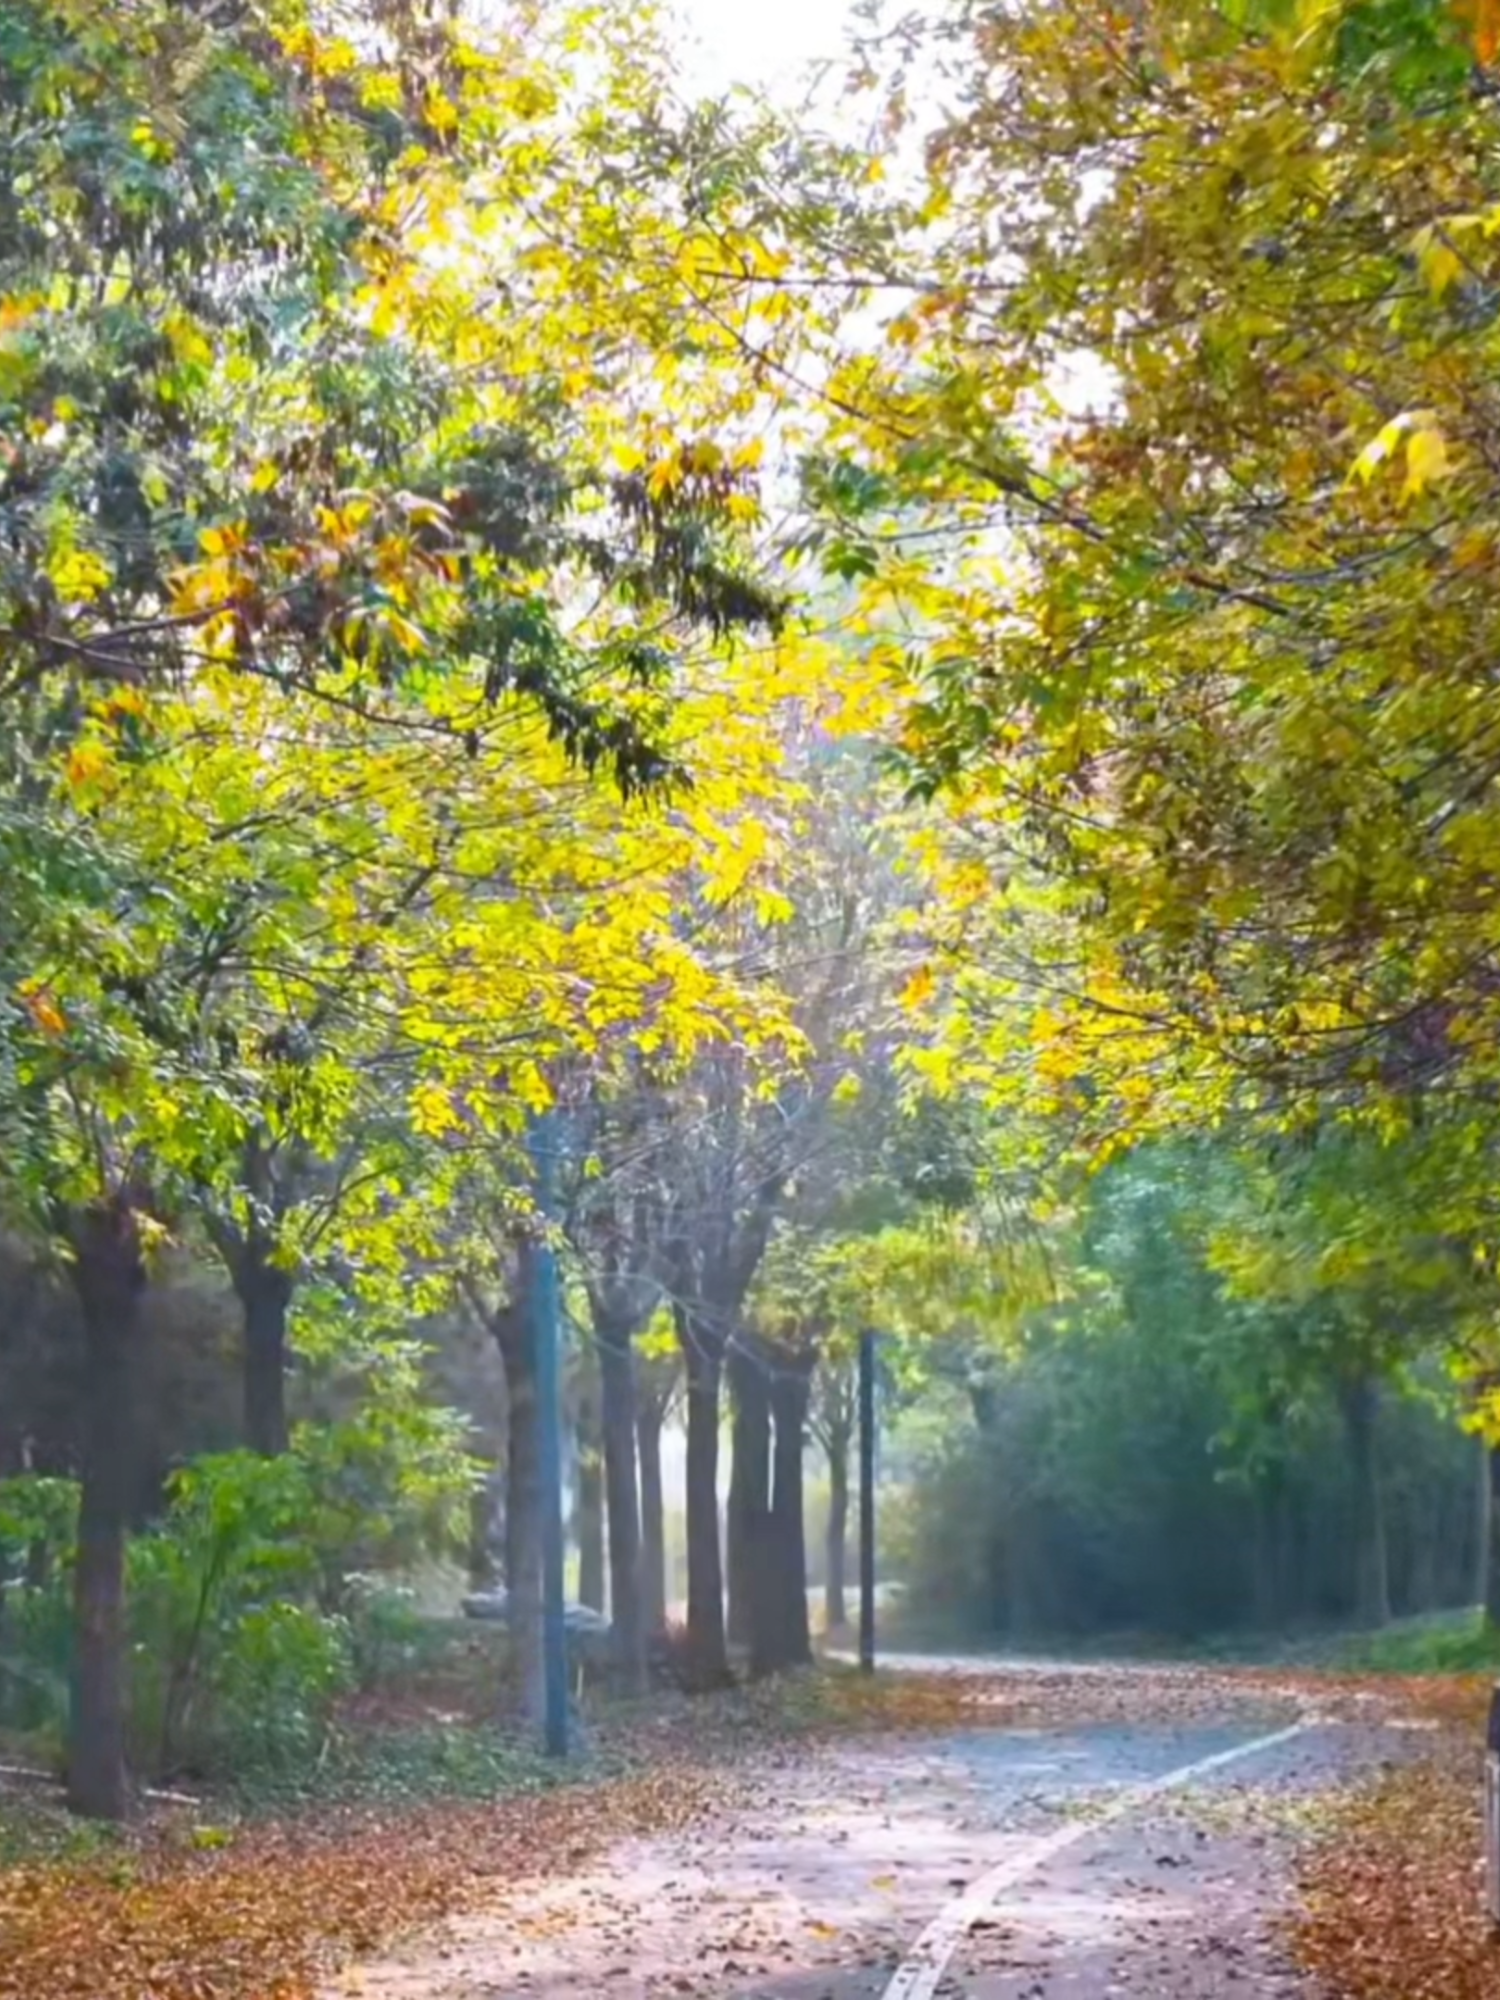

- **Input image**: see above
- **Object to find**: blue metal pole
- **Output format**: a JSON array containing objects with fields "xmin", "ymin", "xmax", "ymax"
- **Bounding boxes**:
[
  {"xmin": 859, "ymin": 1327, "xmax": 876, "ymax": 1674},
  {"xmin": 530, "ymin": 1111, "xmax": 569, "ymax": 1758}
]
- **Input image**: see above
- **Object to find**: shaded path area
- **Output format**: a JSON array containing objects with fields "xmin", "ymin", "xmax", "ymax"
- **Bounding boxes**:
[{"xmin": 327, "ymin": 1673, "xmax": 1412, "ymax": 1999}]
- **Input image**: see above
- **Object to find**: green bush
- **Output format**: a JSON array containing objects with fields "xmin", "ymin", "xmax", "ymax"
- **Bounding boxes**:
[
  {"xmin": 0, "ymin": 1477, "xmax": 78, "ymax": 1744},
  {"xmin": 343, "ymin": 1576, "xmax": 428, "ymax": 1689},
  {"xmin": 212, "ymin": 1601, "xmax": 352, "ymax": 1772},
  {"xmin": 1338, "ymin": 1610, "xmax": 1500, "ymax": 1674},
  {"xmin": 0, "ymin": 1415, "xmax": 473, "ymax": 1785},
  {"xmin": 126, "ymin": 1451, "xmax": 323, "ymax": 1775}
]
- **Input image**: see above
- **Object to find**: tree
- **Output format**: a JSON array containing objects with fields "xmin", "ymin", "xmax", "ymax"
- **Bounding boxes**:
[
  {"xmin": 0, "ymin": 0, "xmax": 883, "ymax": 1808},
  {"xmin": 573, "ymin": 1353, "xmax": 606, "ymax": 1617},
  {"xmin": 820, "ymin": 0, "xmax": 1500, "ymax": 1138},
  {"xmin": 896, "ymin": 1138, "xmax": 1482, "ymax": 1643},
  {"xmin": 635, "ymin": 1345, "xmax": 679, "ymax": 1639},
  {"xmin": 62, "ymin": 1196, "xmax": 149, "ymax": 1820},
  {"xmin": 811, "ymin": 1358, "xmax": 856, "ymax": 1633},
  {"xmin": 563, "ymin": 1081, "xmax": 678, "ymax": 1685},
  {"xmin": 650, "ymin": 740, "xmax": 920, "ymax": 1676}
]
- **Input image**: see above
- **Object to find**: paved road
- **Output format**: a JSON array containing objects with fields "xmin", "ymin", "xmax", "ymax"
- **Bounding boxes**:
[{"xmin": 326, "ymin": 1671, "xmax": 1412, "ymax": 1999}]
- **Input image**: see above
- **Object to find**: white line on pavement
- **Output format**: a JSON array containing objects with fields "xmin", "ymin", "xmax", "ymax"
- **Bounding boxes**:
[{"xmin": 880, "ymin": 1719, "xmax": 1313, "ymax": 2000}]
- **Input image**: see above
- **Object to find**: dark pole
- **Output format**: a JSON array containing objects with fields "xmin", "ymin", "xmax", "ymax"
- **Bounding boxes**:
[
  {"xmin": 530, "ymin": 1111, "xmax": 569, "ymax": 1758},
  {"xmin": 859, "ymin": 1327, "xmax": 876, "ymax": 1673}
]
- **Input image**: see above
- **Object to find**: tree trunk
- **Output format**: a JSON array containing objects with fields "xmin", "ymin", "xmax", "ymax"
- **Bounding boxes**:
[
  {"xmin": 770, "ymin": 1357, "xmax": 812, "ymax": 1670},
  {"xmin": 237, "ymin": 1255, "xmax": 293, "ymax": 1457},
  {"xmin": 969, "ymin": 1379, "xmax": 999, "ymax": 1431},
  {"xmin": 727, "ymin": 1345, "xmax": 770, "ymax": 1650},
  {"xmin": 575, "ymin": 1361, "xmax": 605, "ymax": 1614},
  {"xmin": 824, "ymin": 1422, "xmax": 850, "ymax": 1633},
  {"xmin": 65, "ymin": 1197, "xmax": 148, "ymax": 1822},
  {"xmin": 637, "ymin": 1395, "xmax": 667, "ymax": 1637},
  {"xmin": 681, "ymin": 1328, "xmax": 729, "ymax": 1682},
  {"xmin": 599, "ymin": 1322, "xmax": 645, "ymax": 1689},
  {"xmin": 468, "ymin": 1471, "xmax": 501, "ymax": 1588},
  {"xmin": 493, "ymin": 1287, "xmax": 542, "ymax": 1722},
  {"xmin": 745, "ymin": 1505, "xmax": 781, "ymax": 1679},
  {"xmin": 1340, "ymin": 1375, "xmax": 1391, "ymax": 1629}
]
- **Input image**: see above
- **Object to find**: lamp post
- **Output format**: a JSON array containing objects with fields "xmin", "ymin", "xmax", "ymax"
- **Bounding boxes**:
[
  {"xmin": 859, "ymin": 1327, "xmax": 876, "ymax": 1674},
  {"xmin": 529, "ymin": 1110, "xmax": 568, "ymax": 1758}
]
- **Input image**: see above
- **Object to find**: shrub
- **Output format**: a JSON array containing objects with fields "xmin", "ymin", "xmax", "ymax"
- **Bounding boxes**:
[
  {"xmin": 0, "ymin": 1416, "xmax": 472, "ymax": 1785},
  {"xmin": 212, "ymin": 1601, "xmax": 353, "ymax": 1773},
  {"xmin": 0, "ymin": 1478, "xmax": 78, "ymax": 1743},
  {"xmin": 343, "ymin": 1576, "xmax": 429, "ymax": 1689}
]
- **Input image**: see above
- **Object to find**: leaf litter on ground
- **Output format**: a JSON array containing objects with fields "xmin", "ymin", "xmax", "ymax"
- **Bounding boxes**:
[
  {"xmin": 2, "ymin": 1660, "xmax": 1496, "ymax": 2000},
  {"xmin": 1294, "ymin": 1718, "xmax": 1500, "ymax": 2000}
]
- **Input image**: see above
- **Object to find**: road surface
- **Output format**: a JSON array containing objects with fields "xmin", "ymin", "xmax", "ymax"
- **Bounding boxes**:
[{"xmin": 325, "ymin": 1664, "xmax": 1412, "ymax": 1998}]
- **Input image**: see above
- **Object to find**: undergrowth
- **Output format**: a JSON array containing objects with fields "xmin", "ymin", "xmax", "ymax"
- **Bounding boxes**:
[{"xmin": 1333, "ymin": 1609, "xmax": 1500, "ymax": 1675}]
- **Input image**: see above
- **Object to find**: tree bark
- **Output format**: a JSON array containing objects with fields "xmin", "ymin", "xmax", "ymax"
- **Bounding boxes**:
[
  {"xmin": 770, "ymin": 1355, "xmax": 812, "ymax": 1670},
  {"xmin": 468, "ymin": 1470, "xmax": 501, "ymax": 1588},
  {"xmin": 824, "ymin": 1422, "xmax": 850, "ymax": 1633},
  {"xmin": 575, "ymin": 1362, "xmax": 605, "ymax": 1614},
  {"xmin": 1340, "ymin": 1374, "xmax": 1391, "ymax": 1629},
  {"xmin": 745, "ymin": 1506, "xmax": 781, "ymax": 1679},
  {"xmin": 681, "ymin": 1328, "xmax": 729, "ymax": 1682},
  {"xmin": 65, "ymin": 1197, "xmax": 148, "ymax": 1822},
  {"xmin": 637, "ymin": 1393, "xmax": 667, "ymax": 1637},
  {"xmin": 237, "ymin": 1255, "xmax": 293, "ymax": 1457},
  {"xmin": 727, "ymin": 1345, "xmax": 770, "ymax": 1650},
  {"xmin": 598, "ymin": 1321, "xmax": 645, "ymax": 1689}
]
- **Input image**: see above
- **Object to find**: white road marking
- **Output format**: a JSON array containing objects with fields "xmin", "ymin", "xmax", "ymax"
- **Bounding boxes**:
[{"xmin": 879, "ymin": 1720, "xmax": 1313, "ymax": 2000}]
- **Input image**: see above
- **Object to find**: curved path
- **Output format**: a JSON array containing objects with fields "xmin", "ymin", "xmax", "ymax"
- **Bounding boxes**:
[{"xmin": 324, "ymin": 1665, "xmax": 1411, "ymax": 1999}]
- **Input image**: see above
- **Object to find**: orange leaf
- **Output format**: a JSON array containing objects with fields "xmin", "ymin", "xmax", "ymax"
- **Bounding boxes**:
[{"xmin": 21, "ymin": 984, "xmax": 65, "ymax": 1036}]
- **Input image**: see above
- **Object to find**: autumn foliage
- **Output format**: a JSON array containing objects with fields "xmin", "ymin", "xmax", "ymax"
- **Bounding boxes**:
[{"xmin": 11, "ymin": 0, "xmax": 1500, "ymax": 1988}]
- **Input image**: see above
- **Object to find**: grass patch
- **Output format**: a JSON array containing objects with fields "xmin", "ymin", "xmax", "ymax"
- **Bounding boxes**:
[
  {"xmin": 0, "ymin": 1780, "xmax": 127, "ymax": 1869},
  {"xmin": 229, "ymin": 1717, "xmax": 572, "ymax": 1814},
  {"xmin": 1333, "ymin": 1608, "xmax": 1500, "ymax": 1675}
]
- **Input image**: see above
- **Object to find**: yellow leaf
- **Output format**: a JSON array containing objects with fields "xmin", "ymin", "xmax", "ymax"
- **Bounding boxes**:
[
  {"xmin": 1349, "ymin": 415, "xmax": 1407, "ymax": 486},
  {"xmin": 164, "ymin": 309, "xmax": 213, "ymax": 369},
  {"xmin": 64, "ymin": 741, "xmax": 108, "ymax": 789},
  {"xmin": 410, "ymin": 1080, "xmax": 462, "ymax": 1138},
  {"xmin": 48, "ymin": 545, "xmax": 112, "ymax": 602},
  {"xmin": 646, "ymin": 459, "xmax": 680, "ymax": 500},
  {"xmin": 1404, "ymin": 421, "xmax": 1452, "ymax": 500},
  {"xmin": 900, "ymin": 964, "xmax": 937, "ymax": 1010},
  {"xmin": 424, "ymin": 87, "xmax": 459, "ymax": 134},
  {"xmin": 1348, "ymin": 409, "xmax": 1453, "ymax": 499},
  {"xmin": 19, "ymin": 982, "xmax": 65, "ymax": 1037},
  {"xmin": 1416, "ymin": 234, "xmax": 1462, "ymax": 299}
]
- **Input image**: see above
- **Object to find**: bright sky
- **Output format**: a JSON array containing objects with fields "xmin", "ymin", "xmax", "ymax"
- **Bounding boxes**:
[{"xmin": 677, "ymin": 0, "xmax": 856, "ymax": 97}]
